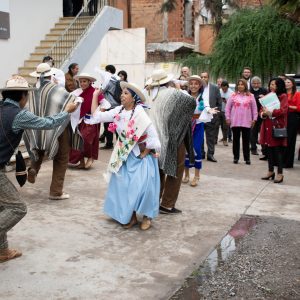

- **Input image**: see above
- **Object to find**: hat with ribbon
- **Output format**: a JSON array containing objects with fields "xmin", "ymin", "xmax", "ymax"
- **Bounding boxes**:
[
  {"xmin": 145, "ymin": 69, "xmax": 174, "ymax": 87},
  {"xmin": 30, "ymin": 63, "xmax": 56, "ymax": 78},
  {"xmin": 74, "ymin": 73, "xmax": 97, "ymax": 82},
  {"xmin": 120, "ymin": 81, "xmax": 146, "ymax": 103}
]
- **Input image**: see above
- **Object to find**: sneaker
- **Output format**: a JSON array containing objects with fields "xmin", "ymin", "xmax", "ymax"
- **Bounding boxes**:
[
  {"xmin": 159, "ymin": 206, "xmax": 182, "ymax": 214},
  {"xmin": 49, "ymin": 193, "xmax": 70, "ymax": 200}
]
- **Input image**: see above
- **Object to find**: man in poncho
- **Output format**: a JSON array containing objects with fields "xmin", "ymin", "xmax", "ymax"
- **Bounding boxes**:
[
  {"xmin": 24, "ymin": 63, "xmax": 82, "ymax": 200},
  {"xmin": 145, "ymin": 69, "xmax": 196, "ymax": 214}
]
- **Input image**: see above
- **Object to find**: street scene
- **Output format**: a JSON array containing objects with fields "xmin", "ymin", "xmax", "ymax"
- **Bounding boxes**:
[{"xmin": 0, "ymin": 0, "xmax": 300, "ymax": 299}]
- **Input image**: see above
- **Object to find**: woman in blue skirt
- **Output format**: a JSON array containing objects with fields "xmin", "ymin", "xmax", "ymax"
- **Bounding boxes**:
[
  {"xmin": 88, "ymin": 82, "xmax": 161, "ymax": 230},
  {"xmin": 182, "ymin": 75, "xmax": 218, "ymax": 187}
]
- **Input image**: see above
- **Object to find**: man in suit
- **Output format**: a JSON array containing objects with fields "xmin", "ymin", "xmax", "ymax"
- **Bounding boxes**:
[
  {"xmin": 242, "ymin": 67, "xmax": 252, "ymax": 90},
  {"xmin": 200, "ymin": 72, "xmax": 222, "ymax": 162}
]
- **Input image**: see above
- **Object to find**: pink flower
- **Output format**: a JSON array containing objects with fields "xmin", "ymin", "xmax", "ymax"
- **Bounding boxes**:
[
  {"xmin": 114, "ymin": 114, "xmax": 120, "ymax": 121},
  {"xmin": 128, "ymin": 119, "xmax": 135, "ymax": 128},
  {"xmin": 108, "ymin": 122, "xmax": 117, "ymax": 133},
  {"xmin": 133, "ymin": 135, "xmax": 139, "ymax": 142}
]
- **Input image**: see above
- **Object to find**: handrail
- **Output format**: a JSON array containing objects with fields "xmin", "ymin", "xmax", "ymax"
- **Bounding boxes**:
[{"xmin": 47, "ymin": 0, "xmax": 109, "ymax": 68}]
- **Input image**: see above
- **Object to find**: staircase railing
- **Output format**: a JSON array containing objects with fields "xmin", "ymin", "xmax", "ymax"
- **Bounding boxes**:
[{"xmin": 46, "ymin": 0, "xmax": 109, "ymax": 68}]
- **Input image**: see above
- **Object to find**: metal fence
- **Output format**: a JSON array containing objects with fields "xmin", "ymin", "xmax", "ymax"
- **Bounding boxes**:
[{"xmin": 47, "ymin": 0, "xmax": 109, "ymax": 68}]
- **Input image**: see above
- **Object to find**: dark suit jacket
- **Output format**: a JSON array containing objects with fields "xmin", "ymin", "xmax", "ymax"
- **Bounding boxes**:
[{"xmin": 208, "ymin": 83, "xmax": 222, "ymax": 123}]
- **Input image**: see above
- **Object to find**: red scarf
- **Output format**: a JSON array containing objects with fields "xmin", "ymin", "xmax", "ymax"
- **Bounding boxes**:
[{"xmin": 79, "ymin": 85, "xmax": 104, "ymax": 118}]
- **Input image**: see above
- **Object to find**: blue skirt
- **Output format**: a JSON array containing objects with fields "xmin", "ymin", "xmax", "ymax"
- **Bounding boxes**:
[{"xmin": 104, "ymin": 152, "xmax": 160, "ymax": 224}]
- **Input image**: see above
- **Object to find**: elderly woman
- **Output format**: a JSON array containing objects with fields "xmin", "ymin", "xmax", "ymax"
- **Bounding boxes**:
[
  {"xmin": 87, "ymin": 82, "xmax": 161, "ymax": 230},
  {"xmin": 226, "ymin": 79, "xmax": 257, "ymax": 164},
  {"xmin": 260, "ymin": 78, "xmax": 288, "ymax": 183},
  {"xmin": 69, "ymin": 73, "xmax": 109, "ymax": 169}
]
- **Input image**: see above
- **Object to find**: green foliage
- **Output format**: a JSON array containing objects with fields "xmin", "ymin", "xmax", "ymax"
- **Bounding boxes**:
[
  {"xmin": 271, "ymin": 0, "xmax": 300, "ymax": 22},
  {"xmin": 181, "ymin": 6, "xmax": 300, "ymax": 82}
]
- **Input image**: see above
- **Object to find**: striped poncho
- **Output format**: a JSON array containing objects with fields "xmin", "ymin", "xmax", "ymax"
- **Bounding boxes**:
[
  {"xmin": 148, "ymin": 87, "xmax": 196, "ymax": 177},
  {"xmin": 23, "ymin": 80, "xmax": 81, "ymax": 161}
]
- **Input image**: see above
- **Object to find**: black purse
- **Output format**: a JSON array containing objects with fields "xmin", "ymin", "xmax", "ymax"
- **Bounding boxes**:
[
  {"xmin": 0, "ymin": 107, "xmax": 27, "ymax": 186},
  {"xmin": 272, "ymin": 119, "xmax": 287, "ymax": 138}
]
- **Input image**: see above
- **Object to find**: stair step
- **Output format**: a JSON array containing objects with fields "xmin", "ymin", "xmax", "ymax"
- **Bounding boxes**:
[{"xmin": 35, "ymin": 46, "xmax": 51, "ymax": 54}]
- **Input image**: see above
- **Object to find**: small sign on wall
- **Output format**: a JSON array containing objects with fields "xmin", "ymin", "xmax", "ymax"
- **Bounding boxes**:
[{"xmin": 0, "ymin": 11, "xmax": 10, "ymax": 39}]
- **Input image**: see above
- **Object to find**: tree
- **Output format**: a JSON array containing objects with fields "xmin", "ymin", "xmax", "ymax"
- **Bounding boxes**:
[
  {"xmin": 270, "ymin": 0, "xmax": 300, "ymax": 22},
  {"xmin": 180, "ymin": 6, "xmax": 300, "ymax": 81}
]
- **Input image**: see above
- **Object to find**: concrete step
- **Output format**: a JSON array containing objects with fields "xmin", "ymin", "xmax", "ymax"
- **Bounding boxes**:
[
  {"xmin": 40, "ymin": 39, "xmax": 76, "ymax": 47},
  {"xmin": 34, "ymin": 46, "xmax": 51, "ymax": 54},
  {"xmin": 24, "ymin": 59, "xmax": 42, "ymax": 68},
  {"xmin": 50, "ymin": 27, "xmax": 87, "ymax": 35}
]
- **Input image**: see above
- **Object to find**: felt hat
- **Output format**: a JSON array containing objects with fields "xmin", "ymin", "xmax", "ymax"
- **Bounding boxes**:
[
  {"xmin": 145, "ymin": 69, "xmax": 174, "ymax": 87},
  {"xmin": 120, "ymin": 81, "xmax": 146, "ymax": 103},
  {"xmin": 74, "ymin": 73, "xmax": 96, "ymax": 82},
  {"xmin": 0, "ymin": 75, "xmax": 35, "ymax": 91},
  {"xmin": 30, "ymin": 63, "xmax": 56, "ymax": 78}
]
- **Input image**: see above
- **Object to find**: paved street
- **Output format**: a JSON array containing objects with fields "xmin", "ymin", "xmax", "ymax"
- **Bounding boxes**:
[{"xmin": 1, "ymin": 138, "xmax": 299, "ymax": 300}]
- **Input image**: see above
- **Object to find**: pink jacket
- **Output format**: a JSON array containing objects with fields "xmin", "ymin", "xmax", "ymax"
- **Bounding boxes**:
[{"xmin": 225, "ymin": 92, "xmax": 258, "ymax": 128}]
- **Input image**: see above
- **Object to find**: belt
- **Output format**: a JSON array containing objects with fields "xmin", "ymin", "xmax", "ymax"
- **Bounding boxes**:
[{"xmin": 192, "ymin": 114, "xmax": 200, "ymax": 120}]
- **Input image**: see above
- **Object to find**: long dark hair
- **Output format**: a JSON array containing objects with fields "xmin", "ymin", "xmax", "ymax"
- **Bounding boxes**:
[
  {"xmin": 268, "ymin": 77, "xmax": 286, "ymax": 96},
  {"xmin": 285, "ymin": 77, "xmax": 297, "ymax": 96},
  {"xmin": 68, "ymin": 63, "xmax": 78, "ymax": 75}
]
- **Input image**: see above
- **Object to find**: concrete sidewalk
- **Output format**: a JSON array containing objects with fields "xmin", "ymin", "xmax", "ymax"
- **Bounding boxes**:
[{"xmin": 1, "ymin": 140, "xmax": 299, "ymax": 300}]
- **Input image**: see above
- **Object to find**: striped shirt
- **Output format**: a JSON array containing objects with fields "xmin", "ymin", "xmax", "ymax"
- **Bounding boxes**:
[{"xmin": 4, "ymin": 99, "xmax": 69, "ymax": 133}]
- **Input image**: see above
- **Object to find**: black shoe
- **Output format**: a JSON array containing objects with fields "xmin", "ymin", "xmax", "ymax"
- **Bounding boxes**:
[
  {"xmin": 100, "ymin": 144, "xmax": 113, "ymax": 150},
  {"xmin": 228, "ymin": 139, "xmax": 233, "ymax": 143},
  {"xmin": 207, "ymin": 156, "xmax": 217, "ymax": 162},
  {"xmin": 259, "ymin": 156, "xmax": 268, "ymax": 161},
  {"xmin": 245, "ymin": 160, "xmax": 251, "ymax": 165},
  {"xmin": 251, "ymin": 150, "xmax": 259, "ymax": 155},
  {"xmin": 99, "ymin": 134, "xmax": 105, "ymax": 143},
  {"xmin": 159, "ymin": 206, "xmax": 182, "ymax": 214},
  {"xmin": 233, "ymin": 159, "xmax": 238, "ymax": 164}
]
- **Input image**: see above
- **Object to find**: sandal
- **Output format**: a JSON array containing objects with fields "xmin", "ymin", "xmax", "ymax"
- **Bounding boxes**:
[
  {"xmin": 190, "ymin": 176, "xmax": 200, "ymax": 187},
  {"xmin": 0, "ymin": 248, "xmax": 22, "ymax": 263},
  {"xmin": 182, "ymin": 176, "xmax": 189, "ymax": 183},
  {"xmin": 123, "ymin": 214, "xmax": 138, "ymax": 229}
]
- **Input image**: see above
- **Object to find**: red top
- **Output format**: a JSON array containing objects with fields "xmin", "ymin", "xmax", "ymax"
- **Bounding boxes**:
[
  {"xmin": 79, "ymin": 85, "xmax": 104, "ymax": 118},
  {"xmin": 259, "ymin": 94, "xmax": 288, "ymax": 147},
  {"xmin": 287, "ymin": 91, "xmax": 300, "ymax": 112}
]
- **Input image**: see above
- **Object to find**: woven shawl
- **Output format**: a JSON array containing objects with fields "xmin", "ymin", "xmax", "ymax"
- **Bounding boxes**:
[
  {"xmin": 149, "ymin": 88, "xmax": 196, "ymax": 177},
  {"xmin": 23, "ymin": 81, "xmax": 80, "ymax": 161}
]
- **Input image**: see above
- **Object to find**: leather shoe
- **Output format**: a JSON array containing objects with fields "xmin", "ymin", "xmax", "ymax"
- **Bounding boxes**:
[
  {"xmin": 245, "ymin": 160, "xmax": 251, "ymax": 165},
  {"xmin": 100, "ymin": 144, "xmax": 113, "ymax": 150},
  {"xmin": 251, "ymin": 150, "xmax": 259, "ymax": 155},
  {"xmin": 123, "ymin": 214, "xmax": 138, "ymax": 229},
  {"xmin": 140, "ymin": 216, "xmax": 151, "ymax": 230},
  {"xmin": 207, "ymin": 156, "xmax": 217, "ymax": 162},
  {"xmin": 259, "ymin": 156, "xmax": 268, "ymax": 161}
]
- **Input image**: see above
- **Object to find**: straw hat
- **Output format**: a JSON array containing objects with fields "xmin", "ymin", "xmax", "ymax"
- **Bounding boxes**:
[
  {"xmin": 74, "ymin": 73, "xmax": 96, "ymax": 82},
  {"xmin": 30, "ymin": 63, "xmax": 56, "ymax": 78},
  {"xmin": 0, "ymin": 75, "xmax": 35, "ymax": 91},
  {"xmin": 145, "ymin": 69, "xmax": 174, "ymax": 87},
  {"xmin": 188, "ymin": 75, "xmax": 204, "ymax": 84},
  {"xmin": 120, "ymin": 81, "xmax": 146, "ymax": 103}
]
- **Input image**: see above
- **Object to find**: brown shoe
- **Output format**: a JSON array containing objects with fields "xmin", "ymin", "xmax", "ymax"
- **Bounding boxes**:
[
  {"xmin": 123, "ymin": 214, "xmax": 138, "ymax": 229},
  {"xmin": 190, "ymin": 176, "xmax": 200, "ymax": 187},
  {"xmin": 85, "ymin": 158, "xmax": 94, "ymax": 169},
  {"xmin": 0, "ymin": 248, "xmax": 22, "ymax": 263},
  {"xmin": 140, "ymin": 216, "xmax": 151, "ymax": 231},
  {"xmin": 27, "ymin": 168, "xmax": 37, "ymax": 184},
  {"xmin": 223, "ymin": 140, "xmax": 228, "ymax": 146}
]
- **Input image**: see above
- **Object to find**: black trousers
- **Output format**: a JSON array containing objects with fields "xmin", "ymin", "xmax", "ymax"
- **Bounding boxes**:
[
  {"xmin": 232, "ymin": 127, "xmax": 251, "ymax": 161},
  {"xmin": 268, "ymin": 146, "xmax": 285, "ymax": 174},
  {"xmin": 250, "ymin": 116, "xmax": 262, "ymax": 151},
  {"xmin": 285, "ymin": 112, "xmax": 300, "ymax": 168},
  {"xmin": 203, "ymin": 121, "xmax": 218, "ymax": 157},
  {"xmin": 63, "ymin": 0, "xmax": 73, "ymax": 17},
  {"xmin": 103, "ymin": 122, "xmax": 113, "ymax": 147}
]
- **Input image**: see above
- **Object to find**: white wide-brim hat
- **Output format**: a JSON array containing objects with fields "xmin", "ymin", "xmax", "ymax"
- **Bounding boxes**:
[
  {"xmin": 120, "ymin": 81, "xmax": 146, "ymax": 103},
  {"xmin": 0, "ymin": 75, "xmax": 35, "ymax": 91},
  {"xmin": 145, "ymin": 69, "xmax": 174, "ymax": 87},
  {"xmin": 74, "ymin": 73, "xmax": 96, "ymax": 82},
  {"xmin": 30, "ymin": 63, "xmax": 56, "ymax": 78},
  {"xmin": 188, "ymin": 75, "xmax": 204, "ymax": 85}
]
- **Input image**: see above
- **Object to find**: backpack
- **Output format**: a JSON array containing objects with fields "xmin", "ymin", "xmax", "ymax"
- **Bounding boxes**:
[{"xmin": 110, "ymin": 77, "xmax": 122, "ymax": 104}]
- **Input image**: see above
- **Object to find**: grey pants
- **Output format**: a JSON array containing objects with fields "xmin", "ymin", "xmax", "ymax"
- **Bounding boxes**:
[{"xmin": 0, "ymin": 170, "xmax": 27, "ymax": 249}]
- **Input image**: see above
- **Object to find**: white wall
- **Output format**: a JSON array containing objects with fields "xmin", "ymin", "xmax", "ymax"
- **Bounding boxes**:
[
  {"xmin": 82, "ymin": 28, "xmax": 181, "ymax": 89},
  {"xmin": 0, "ymin": 0, "xmax": 62, "ymax": 86}
]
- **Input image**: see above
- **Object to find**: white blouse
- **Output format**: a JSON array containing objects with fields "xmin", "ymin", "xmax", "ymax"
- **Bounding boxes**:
[{"xmin": 86, "ymin": 105, "xmax": 161, "ymax": 156}]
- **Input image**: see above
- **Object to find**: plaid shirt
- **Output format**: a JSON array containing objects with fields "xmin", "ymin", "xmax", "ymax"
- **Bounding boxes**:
[{"xmin": 3, "ymin": 99, "xmax": 69, "ymax": 133}]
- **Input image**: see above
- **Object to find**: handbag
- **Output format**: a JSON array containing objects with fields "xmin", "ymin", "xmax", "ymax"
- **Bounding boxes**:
[
  {"xmin": 272, "ymin": 119, "xmax": 287, "ymax": 138},
  {"xmin": 0, "ymin": 106, "xmax": 27, "ymax": 186}
]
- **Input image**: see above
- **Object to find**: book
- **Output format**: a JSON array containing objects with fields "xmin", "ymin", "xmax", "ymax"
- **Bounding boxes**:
[{"xmin": 259, "ymin": 92, "xmax": 280, "ymax": 112}]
